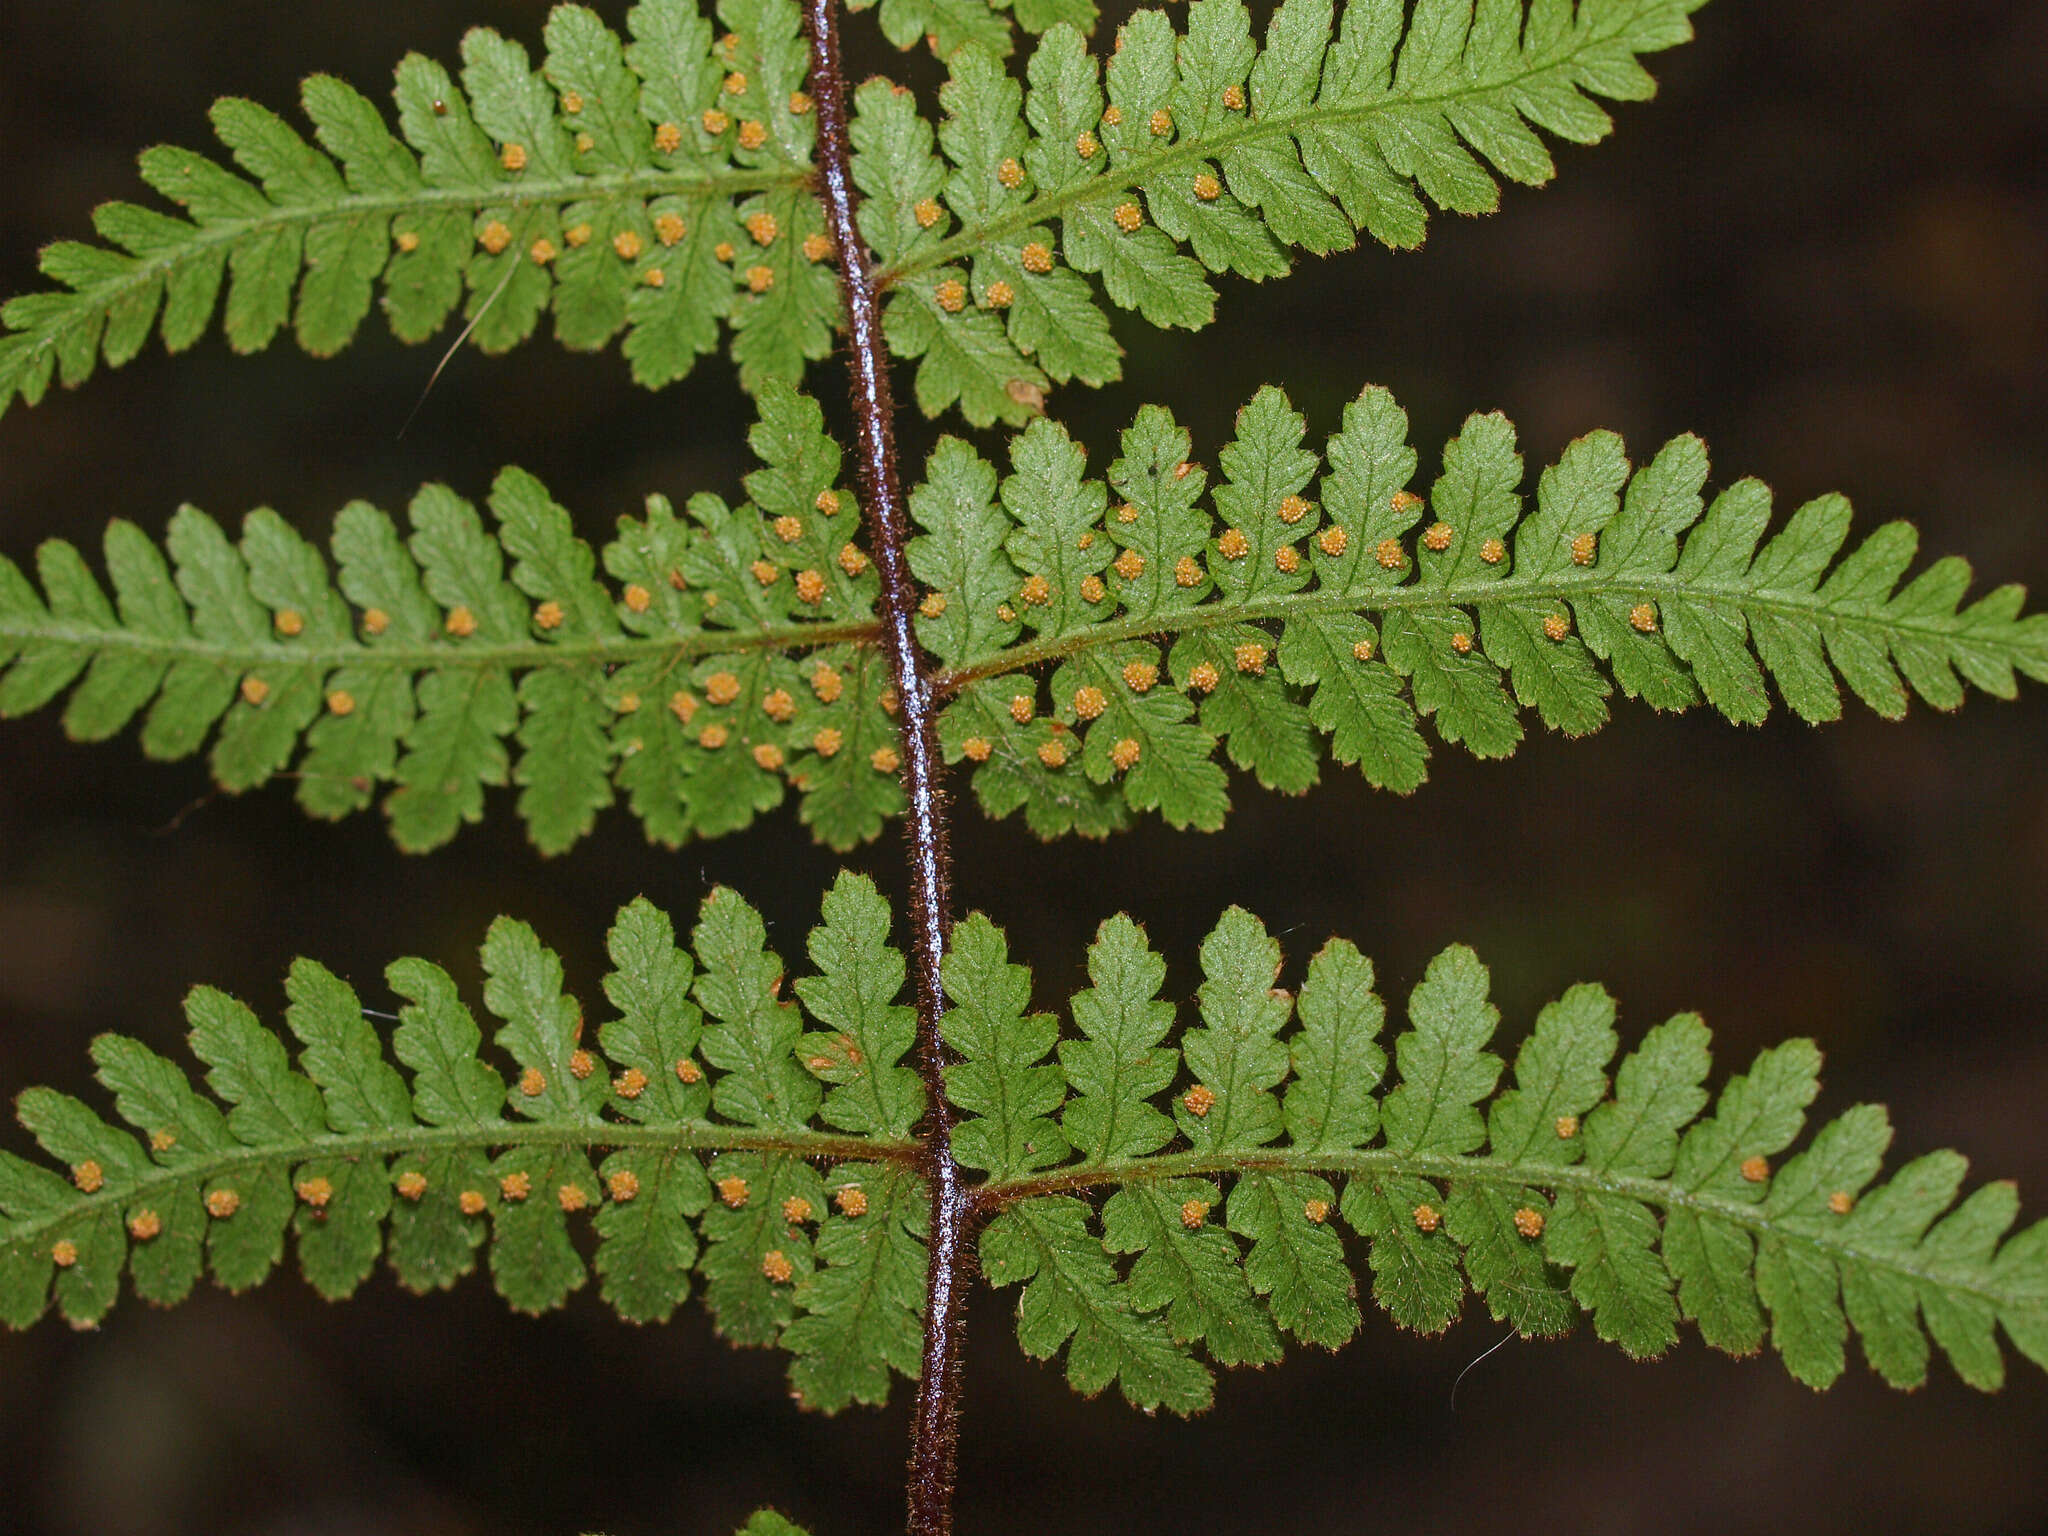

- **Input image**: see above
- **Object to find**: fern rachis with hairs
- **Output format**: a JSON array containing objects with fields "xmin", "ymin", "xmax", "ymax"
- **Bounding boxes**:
[{"xmin": 0, "ymin": 2, "xmax": 2043, "ymax": 1534}]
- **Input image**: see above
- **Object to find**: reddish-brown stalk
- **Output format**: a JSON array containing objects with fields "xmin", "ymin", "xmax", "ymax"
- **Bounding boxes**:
[{"xmin": 801, "ymin": 2, "xmax": 973, "ymax": 1531}]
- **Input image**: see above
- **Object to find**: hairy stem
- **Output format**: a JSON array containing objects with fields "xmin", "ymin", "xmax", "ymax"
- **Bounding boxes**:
[{"xmin": 803, "ymin": 4, "xmax": 970, "ymax": 1532}]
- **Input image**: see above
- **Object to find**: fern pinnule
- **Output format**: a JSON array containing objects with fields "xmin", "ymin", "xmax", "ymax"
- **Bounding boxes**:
[
  {"xmin": 734, "ymin": 1514, "xmax": 812, "ymax": 1536},
  {"xmin": 592, "ymin": 1508, "xmax": 817, "ymax": 1535},
  {"xmin": 848, "ymin": 0, "xmax": 1097, "ymax": 61}
]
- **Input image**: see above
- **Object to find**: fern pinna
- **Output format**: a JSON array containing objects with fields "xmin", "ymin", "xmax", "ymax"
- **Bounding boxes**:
[
  {"xmin": 4, "ymin": 876, "xmax": 2045, "ymax": 1407},
  {"xmin": 1, "ymin": 0, "xmax": 2044, "ymax": 1533},
  {"xmin": 2, "ymin": 383, "xmax": 2041, "ymax": 850},
  {"xmin": 0, "ymin": 0, "xmax": 1705, "ymax": 425}
]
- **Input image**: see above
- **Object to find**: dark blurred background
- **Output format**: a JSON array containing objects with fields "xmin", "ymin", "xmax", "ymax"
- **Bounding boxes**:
[{"xmin": 1, "ymin": 0, "xmax": 2045, "ymax": 1532}]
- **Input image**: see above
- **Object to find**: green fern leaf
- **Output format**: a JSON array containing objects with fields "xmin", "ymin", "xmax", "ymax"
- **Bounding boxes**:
[
  {"xmin": 0, "ymin": 885, "xmax": 923, "ymax": 1411},
  {"xmin": 980, "ymin": 1194, "xmax": 1215, "ymax": 1411},
  {"xmin": 1102, "ymin": 1177, "xmax": 1283, "ymax": 1366},
  {"xmin": 908, "ymin": 437, "xmax": 1027, "ymax": 669},
  {"xmin": 700, "ymin": 1150, "xmax": 827, "ymax": 1343},
  {"xmin": 794, "ymin": 873, "xmax": 927, "ymax": 1138},
  {"xmin": 1445, "ymin": 982, "xmax": 1613, "ymax": 1333},
  {"xmin": 784, "ymin": 1161, "xmax": 928, "ymax": 1410},
  {"xmin": 963, "ymin": 894, "xmax": 2048, "ymax": 1400},
  {"xmin": 946, "ymin": 52, "xmax": 1120, "ymax": 387},
  {"xmin": 687, "ymin": 891, "xmax": 833, "ymax": 1342},
  {"xmin": 925, "ymin": 383, "xmax": 2048, "ymax": 832},
  {"xmin": 1341, "ymin": 1166, "xmax": 1466, "ymax": 1335},
  {"xmin": 937, "ymin": 676, "xmax": 1129, "ymax": 838},
  {"xmin": 0, "ymin": 0, "xmax": 835, "ymax": 416},
  {"xmin": 940, "ymin": 912, "xmax": 1070, "ymax": 1177},
  {"xmin": 694, "ymin": 886, "xmax": 823, "ymax": 1130},
  {"xmin": 864, "ymin": 0, "xmax": 1710, "ymax": 412},
  {"xmin": 1055, "ymin": 638, "xmax": 1228, "ymax": 830},
  {"xmin": 1750, "ymin": 1103, "xmax": 1891, "ymax": 1386},
  {"xmin": 1001, "ymin": 418, "xmax": 1113, "ymax": 637},
  {"xmin": 1539, "ymin": 1012, "xmax": 1707, "ymax": 1356},
  {"xmin": 485, "ymin": 916, "xmax": 610, "ymax": 1123},
  {"xmin": 1657, "ymin": 1037, "xmax": 1821, "ymax": 1353},
  {"xmin": 0, "ymin": 0, "xmax": 1707, "ymax": 426},
  {"xmin": 1174, "ymin": 908, "xmax": 1291, "ymax": 1151},
  {"xmin": 851, "ymin": 0, "xmax": 1018, "ymax": 59},
  {"xmin": 3, "ymin": 875, "xmax": 2048, "ymax": 1412},
  {"xmin": 598, "ymin": 897, "xmax": 710, "ymax": 1123},
  {"xmin": 380, "ymin": 959, "xmax": 501, "ymax": 1291},
  {"xmin": 0, "ymin": 389, "xmax": 893, "ymax": 855},
  {"xmin": 849, "ymin": 0, "xmax": 1095, "ymax": 59},
  {"xmin": 286, "ymin": 960, "xmax": 415, "ymax": 1134},
  {"xmin": 1226, "ymin": 1170, "xmax": 1355, "ymax": 1347},
  {"xmin": 594, "ymin": 1140, "xmax": 712, "ymax": 1324},
  {"xmin": 735, "ymin": 1509, "xmax": 812, "ymax": 1536},
  {"xmin": 587, "ymin": 897, "xmax": 715, "ymax": 1321},
  {"xmin": 1379, "ymin": 945, "xmax": 1502, "ymax": 1157},
  {"xmin": 5, "ymin": 383, "xmax": 2044, "ymax": 853},
  {"xmin": 1282, "ymin": 938, "xmax": 1386, "ymax": 1154},
  {"xmin": 1058, "ymin": 915, "xmax": 1180, "ymax": 1165},
  {"xmin": 1340, "ymin": 943, "xmax": 1502, "ymax": 1333}
]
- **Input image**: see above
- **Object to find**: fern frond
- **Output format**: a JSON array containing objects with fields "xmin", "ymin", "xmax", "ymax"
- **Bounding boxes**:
[
  {"xmin": 968, "ymin": 907, "xmax": 2048, "ymax": 1408},
  {"xmin": 861, "ymin": 0, "xmax": 1709, "ymax": 422},
  {"xmin": 0, "ymin": 876, "xmax": 926, "ymax": 1414},
  {"xmin": 0, "ymin": 383, "xmax": 900, "ymax": 854},
  {"xmin": 0, "ymin": 0, "xmax": 836, "ymax": 415},
  {"xmin": 916, "ymin": 384, "xmax": 2048, "ymax": 837},
  {"xmin": 0, "ymin": 0, "xmax": 1707, "ymax": 427}
]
